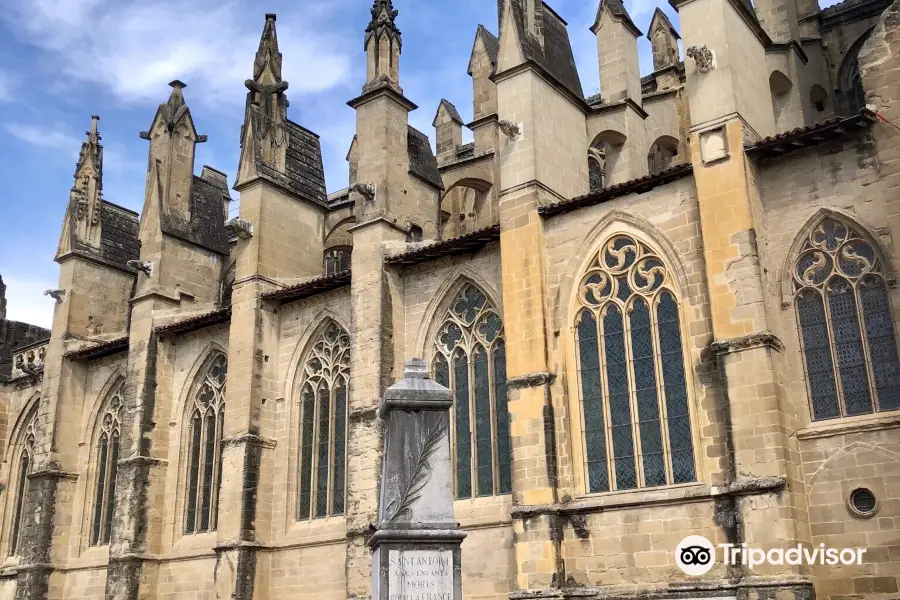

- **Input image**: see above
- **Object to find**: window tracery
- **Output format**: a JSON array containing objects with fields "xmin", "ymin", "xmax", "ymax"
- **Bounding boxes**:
[
  {"xmin": 793, "ymin": 217, "xmax": 900, "ymax": 420},
  {"xmin": 573, "ymin": 235, "xmax": 696, "ymax": 493},
  {"xmin": 185, "ymin": 354, "xmax": 226, "ymax": 534},
  {"xmin": 9, "ymin": 409, "xmax": 36, "ymax": 556},
  {"xmin": 91, "ymin": 383, "xmax": 123, "ymax": 545},
  {"xmin": 432, "ymin": 283, "xmax": 510, "ymax": 499},
  {"xmin": 297, "ymin": 321, "xmax": 350, "ymax": 520}
]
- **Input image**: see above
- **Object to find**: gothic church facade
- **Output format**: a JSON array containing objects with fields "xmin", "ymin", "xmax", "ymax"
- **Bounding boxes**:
[{"xmin": 1, "ymin": 0, "xmax": 899, "ymax": 598}]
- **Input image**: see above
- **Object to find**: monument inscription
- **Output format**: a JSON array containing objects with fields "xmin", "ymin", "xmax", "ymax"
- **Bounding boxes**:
[{"xmin": 387, "ymin": 549, "xmax": 453, "ymax": 600}]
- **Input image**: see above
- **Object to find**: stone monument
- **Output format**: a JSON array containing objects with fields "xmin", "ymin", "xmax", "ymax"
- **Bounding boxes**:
[{"xmin": 370, "ymin": 358, "xmax": 465, "ymax": 600}]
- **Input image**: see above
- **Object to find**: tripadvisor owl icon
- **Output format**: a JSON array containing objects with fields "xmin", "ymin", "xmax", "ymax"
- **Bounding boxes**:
[{"xmin": 676, "ymin": 535, "xmax": 716, "ymax": 576}]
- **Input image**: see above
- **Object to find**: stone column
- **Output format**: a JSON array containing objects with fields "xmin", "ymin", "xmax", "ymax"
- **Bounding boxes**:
[{"xmin": 370, "ymin": 359, "xmax": 465, "ymax": 600}]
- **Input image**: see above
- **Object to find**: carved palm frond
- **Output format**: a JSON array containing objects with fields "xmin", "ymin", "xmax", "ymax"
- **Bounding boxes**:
[{"xmin": 386, "ymin": 417, "xmax": 447, "ymax": 522}]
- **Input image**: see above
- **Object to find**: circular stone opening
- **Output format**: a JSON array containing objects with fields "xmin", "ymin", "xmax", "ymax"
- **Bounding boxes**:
[{"xmin": 849, "ymin": 488, "xmax": 877, "ymax": 517}]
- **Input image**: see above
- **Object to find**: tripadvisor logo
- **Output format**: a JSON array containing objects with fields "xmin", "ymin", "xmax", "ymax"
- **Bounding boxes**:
[{"xmin": 675, "ymin": 535, "xmax": 867, "ymax": 576}]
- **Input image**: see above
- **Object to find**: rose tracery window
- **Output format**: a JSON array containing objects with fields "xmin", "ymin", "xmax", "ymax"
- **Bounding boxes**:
[
  {"xmin": 297, "ymin": 321, "xmax": 349, "ymax": 520},
  {"xmin": 9, "ymin": 410, "xmax": 36, "ymax": 557},
  {"xmin": 91, "ymin": 383, "xmax": 123, "ymax": 546},
  {"xmin": 184, "ymin": 354, "xmax": 226, "ymax": 534},
  {"xmin": 793, "ymin": 217, "xmax": 900, "ymax": 420},
  {"xmin": 574, "ymin": 235, "xmax": 696, "ymax": 494},
  {"xmin": 432, "ymin": 284, "xmax": 511, "ymax": 499}
]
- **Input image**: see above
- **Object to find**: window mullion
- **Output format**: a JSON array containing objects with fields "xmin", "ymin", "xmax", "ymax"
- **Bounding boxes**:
[
  {"xmin": 487, "ymin": 345, "xmax": 499, "ymax": 497},
  {"xmin": 822, "ymin": 285, "xmax": 848, "ymax": 417},
  {"xmin": 467, "ymin": 344, "xmax": 477, "ymax": 498},
  {"xmin": 651, "ymin": 294, "xmax": 674, "ymax": 486},
  {"xmin": 327, "ymin": 382, "xmax": 336, "ymax": 515},
  {"xmin": 597, "ymin": 307, "xmax": 616, "ymax": 492},
  {"xmin": 623, "ymin": 301, "xmax": 644, "ymax": 489},
  {"xmin": 447, "ymin": 355, "xmax": 458, "ymax": 499}
]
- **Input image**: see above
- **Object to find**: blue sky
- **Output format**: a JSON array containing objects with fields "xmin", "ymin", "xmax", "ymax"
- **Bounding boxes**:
[{"xmin": 0, "ymin": 0, "xmax": 834, "ymax": 328}]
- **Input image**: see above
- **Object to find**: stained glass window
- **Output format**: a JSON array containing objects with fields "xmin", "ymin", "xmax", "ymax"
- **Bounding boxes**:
[
  {"xmin": 91, "ymin": 383, "xmax": 123, "ymax": 545},
  {"xmin": 185, "ymin": 354, "xmax": 226, "ymax": 534},
  {"xmin": 793, "ymin": 217, "xmax": 900, "ymax": 419},
  {"xmin": 574, "ymin": 235, "xmax": 696, "ymax": 492},
  {"xmin": 433, "ymin": 284, "xmax": 511, "ymax": 499},
  {"xmin": 297, "ymin": 321, "xmax": 350, "ymax": 520},
  {"xmin": 8, "ymin": 410, "xmax": 36, "ymax": 557}
]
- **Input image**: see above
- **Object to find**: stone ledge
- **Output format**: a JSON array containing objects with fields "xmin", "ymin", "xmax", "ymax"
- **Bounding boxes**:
[
  {"xmin": 513, "ymin": 575, "xmax": 814, "ymax": 599},
  {"xmin": 796, "ymin": 412, "xmax": 900, "ymax": 440},
  {"xmin": 709, "ymin": 331, "xmax": 784, "ymax": 355},
  {"xmin": 511, "ymin": 477, "xmax": 786, "ymax": 519},
  {"xmin": 221, "ymin": 433, "xmax": 277, "ymax": 449},
  {"xmin": 27, "ymin": 468, "xmax": 78, "ymax": 481}
]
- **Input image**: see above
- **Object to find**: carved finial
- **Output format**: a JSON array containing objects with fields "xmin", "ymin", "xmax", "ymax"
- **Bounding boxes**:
[
  {"xmin": 363, "ymin": 0, "xmax": 402, "ymax": 89},
  {"xmin": 403, "ymin": 358, "xmax": 428, "ymax": 379},
  {"xmin": 254, "ymin": 13, "xmax": 283, "ymax": 84},
  {"xmin": 167, "ymin": 80, "xmax": 187, "ymax": 107}
]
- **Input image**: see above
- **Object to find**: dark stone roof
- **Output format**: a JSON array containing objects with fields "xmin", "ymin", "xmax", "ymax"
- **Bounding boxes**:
[
  {"xmin": 254, "ymin": 120, "xmax": 328, "ymax": 207},
  {"xmin": 156, "ymin": 307, "xmax": 231, "ymax": 336},
  {"xmin": 407, "ymin": 126, "xmax": 444, "ymax": 189},
  {"xmin": 65, "ymin": 335, "xmax": 128, "ymax": 361},
  {"xmin": 98, "ymin": 201, "xmax": 140, "ymax": 268},
  {"xmin": 594, "ymin": 0, "xmax": 642, "ymax": 36},
  {"xmin": 538, "ymin": 163, "xmax": 693, "ymax": 218},
  {"xmin": 456, "ymin": 142, "xmax": 475, "ymax": 160},
  {"xmin": 385, "ymin": 224, "xmax": 501, "ymax": 267},
  {"xmin": 0, "ymin": 320, "xmax": 50, "ymax": 380},
  {"xmin": 262, "ymin": 270, "xmax": 351, "ymax": 304},
  {"xmin": 160, "ymin": 174, "xmax": 230, "ymax": 255},
  {"xmin": 505, "ymin": 1, "xmax": 585, "ymax": 102},
  {"xmin": 745, "ymin": 108, "xmax": 876, "ymax": 160}
]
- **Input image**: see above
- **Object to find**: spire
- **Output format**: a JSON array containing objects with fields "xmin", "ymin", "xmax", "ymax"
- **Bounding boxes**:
[
  {"xmin": 364, "ymin": 0, "xmax": 403, "ymax": 91},
  {"xmin": 138, "ymin": 82, "xmax": 205, "ymax": 226},
  {"xmin": 254, "ymin": 13, "xmax": 283, "ymax": 84},
  {"xmin": 70, "ymin": 115, "xmax": 104, "ymax": 247},
  {"xmin": 237, "ymin": 13, "xmax": 290, "ymax": 181}
]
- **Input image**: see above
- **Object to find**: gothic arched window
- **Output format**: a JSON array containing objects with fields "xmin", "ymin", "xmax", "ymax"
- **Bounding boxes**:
[
  {"xmin": 432, "ymin": 284, "xmax": 510, "ymax": 499},
  {"xmin": 184, "ymin": 354, "xmax": 226, "ymax": 534},
  {"xmin": 793, "ymin": 217, "xmax": 900, "ymax": 420},
  {"xmin": 297, "ymin": 321, "xmax": 350, "ymax": 520},
  {"xmin": 588, "ymin": 147, "xmax": 606, "ymax": 193},
  {"xmin": 91, "ymin": 383, "xmax": 123, "ymax": 546},
  {"xmin": 574, "ymin": 235, "xmax": 696, "ymax": 493},
  {"xmin": 9, "ymin": 410, "xmax": 36, "ymax": 556}
]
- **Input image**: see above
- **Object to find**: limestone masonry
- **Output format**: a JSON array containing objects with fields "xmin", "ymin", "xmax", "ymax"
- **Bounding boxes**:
[{"xmin": 1, "ymin": 0, "xmax": 899, "ymax": 599}]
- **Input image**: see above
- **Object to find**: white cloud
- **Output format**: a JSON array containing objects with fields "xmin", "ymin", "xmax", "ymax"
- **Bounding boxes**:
[
  {"xmin": 1, "ymin": 275, "xmax": 56, "ymax": 329},
  {"xmin": 3, "ymin": 123, "xmax": 82, "ymax": 154},
  {"xmin": 1, "ymin": 0, "xmax": 355, "ymax": 109},
  {"xmin": 0, "ymin": 70, "xmax": 14, "ymax": 101}
]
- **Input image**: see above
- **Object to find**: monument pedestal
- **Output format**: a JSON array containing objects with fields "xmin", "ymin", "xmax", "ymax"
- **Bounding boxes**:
[{"xmin": 370, "ymin": 359, "xmax": 465, "ymax": 600}]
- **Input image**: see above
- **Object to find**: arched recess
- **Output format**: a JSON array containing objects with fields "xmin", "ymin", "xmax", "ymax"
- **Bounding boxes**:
[
  {"xmin": 86, "ymin": 377, "xmax": 124, "ymax": 546},
  {"xmin": 770, "ymin": 70, "xmax": 794, "ymax": 125},
  {"xmin": 810, "ymin": 84, "xmax": 828, "ymax": 113},
  {"xmin": 589, "ymin": 130, "xmax": 627, "ymax": 191},
  {"xmin": 647, "ymin": 135, "xmax": 680, "ymax": 175},
  {"xmin": 439, "ymin": 178, "xmax": 493, "ymax": 240},
  {"xmin": 221, "ymin": 262, "xmax": 235, "ymax": 308},
  {"xmin": 836, "ymin": 26, "xmax": 876, "ymax": 117}
]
